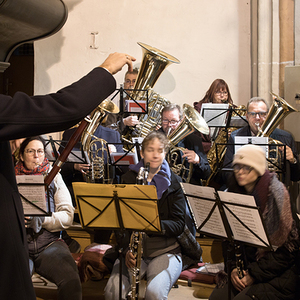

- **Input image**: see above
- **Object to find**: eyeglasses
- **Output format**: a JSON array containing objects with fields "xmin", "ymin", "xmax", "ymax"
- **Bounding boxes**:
[
  {"xmin": 247, "ymin": 111, "xmax": 268, "ymax": 118},
  {"xmin": 25, "ymin": 148, "xmax": 44, "ymax": 156},
  {"xmin": 215, "ymin": 91, "xmax": 228, "ymax": 95},
  {"xmin": 162, "ymin": 119, "xmax": 180, "ymax": 125},
  {"xmin": 233, "ymin": 164, "xmax": 253, "ymax": 174}
]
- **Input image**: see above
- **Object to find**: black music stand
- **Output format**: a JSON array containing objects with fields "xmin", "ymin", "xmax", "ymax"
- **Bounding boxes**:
[
  {"xmin": 180, "ymin": 183, "xmax": 272, "ymax": 300},
  {"xmin": 43, "ymin": 136, "xmax": 89, "ymax": 164},
  {"xmin": 72, "ymin": 182, "xmax": 161, "ymax": 300},
  {"xmin": 110, "ymin": 87, "xmax": 149, "ymax": 115},
  {"xmin": 16, "ymin": 175, "xmax": 52, "ymax": 216}
]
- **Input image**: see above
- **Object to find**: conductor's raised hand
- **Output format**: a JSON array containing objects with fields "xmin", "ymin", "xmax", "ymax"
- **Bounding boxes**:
[{"xmin": 100, "ymin": 53, "xmax": 136, "ymax": 75}]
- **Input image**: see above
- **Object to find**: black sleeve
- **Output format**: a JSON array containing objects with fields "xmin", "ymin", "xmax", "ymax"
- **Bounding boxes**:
[
  {"xmin": 248, "ymin": 239, "xmax": 300, "ymax": 282},
  {"xmin": 0, "ymin": 68, "xmax": 116, "ymax": 141}
]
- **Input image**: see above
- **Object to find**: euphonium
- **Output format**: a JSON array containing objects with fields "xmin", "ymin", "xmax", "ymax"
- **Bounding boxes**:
[
  {"xmin": 122, "ymin": 42, "xmax": 180, "ymax": 149},
  {"xmin": 255, "ymin": 92, "xmax": 298, "ymax": 174},
  {"xmin": 167, "ymin": 104, "xmax": 209, "ymax": 183},
  {"xmin": 81, "ymin": 99, "xmax": 119, "ymax": 183}
]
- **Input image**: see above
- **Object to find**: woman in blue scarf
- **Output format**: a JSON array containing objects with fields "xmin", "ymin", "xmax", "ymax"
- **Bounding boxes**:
[{"xmin": 105, "ymin": 131, "xmax": 186, "ymax": 300}]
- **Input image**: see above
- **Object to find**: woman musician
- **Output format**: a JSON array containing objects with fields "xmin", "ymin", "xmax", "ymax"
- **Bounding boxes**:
[
  {"xmin": 104, "ymin": 131, "xmax": 186, "ymax": 300},
  {"xmin": 209, "ymin": 144, "xmax": 300, "ymax": 300}
]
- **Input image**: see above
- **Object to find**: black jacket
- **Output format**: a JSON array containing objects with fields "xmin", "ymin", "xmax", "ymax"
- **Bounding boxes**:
[
  {"xmin": 0, "ymin": 67, "xmax": 115, "ymax": 299},
  {"xmin": 121, "ymin": 169, "xmax": 186, "ymax": 239}
]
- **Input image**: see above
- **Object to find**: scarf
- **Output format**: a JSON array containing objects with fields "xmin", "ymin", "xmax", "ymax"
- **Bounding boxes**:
[
  {"xmin": 15, "ymin": 157, "xmax": 50, "ymax": 175},
  {"xmin": 252, "ymin": 170, "xmax": 293, "ymax": 250},
  {"xmin": 15, "ymin": 157, "xmax": 55, "ymax": 212},
  {"xmin": 130, "ymin": 159, "xmax": 171, "ymax": 199}
]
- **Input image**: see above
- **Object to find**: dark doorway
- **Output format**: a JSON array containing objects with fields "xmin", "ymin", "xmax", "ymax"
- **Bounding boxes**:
[{"xmin": 0, "ymin": 43, "xmax": 34, "ymax": 96}]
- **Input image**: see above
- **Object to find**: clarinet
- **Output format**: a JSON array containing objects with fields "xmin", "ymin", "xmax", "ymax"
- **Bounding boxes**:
[
  {"xmin": 235, "ymin": 243, "xmax": 245, "ymax": 279},
  {"xmin": 127, "ymin": 163, "xmax": 150, "ymax": 299}
]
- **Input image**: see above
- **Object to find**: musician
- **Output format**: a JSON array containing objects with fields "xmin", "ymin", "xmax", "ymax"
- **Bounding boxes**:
[
  {"xmin": 222, "ymin": 97, "xmax": 300, "ymax": 185},
  {"xmin": 104, "ymin": 131, "xmax": 185, "ymax": 300},
  {"xmin": 194, "ymin": 79, "xmax": 234, "ymax": 153},
  {"xmin": 15, "ymin": 136, "xmax": 81, "ymax": 299},
  {"xmin": 59, "ymin": 124, "xmax": 123, "ymax": 202},
  {"xmin": 0, "ymin": 52, "xmax": 134, "ymax": 300},
  {"xmin": 104, "ymin": 68, "xmax": 140, "ymax": 134},
  {"xmin": 159, "ymin": 103, "xmax": 211, "ymax": 185},
  {"xmin": 209, "ymin": 144, "xmax": 300, "ymax": 300}
]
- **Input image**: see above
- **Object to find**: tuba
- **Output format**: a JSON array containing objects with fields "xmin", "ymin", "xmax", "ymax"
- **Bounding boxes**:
[
  {"xmin": 122, "ymin": 42, "xmax": 180, "ymax": 148},
  {"xmin": 256, "ymin": 92, "xmax": 298, "ymax": 174},
  {"xmin": 81, "ymin": 99, "xmax": 119, "ymax": 183},
  {"xmin": 167, "ymin": 104, "xmax": 209, "ymax": 182}
]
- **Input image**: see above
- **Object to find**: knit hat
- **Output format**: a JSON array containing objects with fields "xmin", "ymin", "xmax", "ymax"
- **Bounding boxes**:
[{"xmin": 233, "ymin": 144, "xmax": 267, "ymax": 176}]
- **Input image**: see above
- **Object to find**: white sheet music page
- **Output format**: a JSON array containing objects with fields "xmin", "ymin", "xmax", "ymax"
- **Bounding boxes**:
[
  {"xmin": 200, "ymin": 103, "xmax": 229, "ymax": 127},
  {"xmin": 16, "ymin": 175, "xmax": 47, "ymax": 215},
  {"xmin": 180, "ymin": 183, "xmax": 227, "ymax": 238},
  {"xmin": 218, "ymin": 191, "xmax": 269, "ymax": 247}
]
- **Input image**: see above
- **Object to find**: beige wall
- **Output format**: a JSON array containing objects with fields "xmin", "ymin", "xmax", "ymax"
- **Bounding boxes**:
[{"xmin": 34, "ymin": 0, "xmax": 251, "ymax": 109}]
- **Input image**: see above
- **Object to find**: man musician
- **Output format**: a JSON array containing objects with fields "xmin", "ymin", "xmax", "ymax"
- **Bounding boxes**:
[{"xmin": 158, "ymin": 103, "xmax": 211, "ymax": 186}]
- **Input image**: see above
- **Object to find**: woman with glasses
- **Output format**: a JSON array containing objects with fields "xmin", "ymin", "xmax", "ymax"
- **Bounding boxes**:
[
  {"xmin": 209, "ymin": 144, "xmax": 300, "ymax": 300},
  {"xmin": 14, "ymin": 136, "xmax": 82, "ymax": 300},
  {"xmin": 194, "ymin": 79, "xmax": 234, "ymax": 153}
]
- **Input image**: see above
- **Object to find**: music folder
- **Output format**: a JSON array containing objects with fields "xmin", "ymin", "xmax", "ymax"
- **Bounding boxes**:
[
  {"xmin": 72, "ymin": 182, "xmax": 161, "ymax": 233},
  {"xmin": 16, "ymin": 174, "xmax": 52, "ymax": 216},
  {"xmin": 180, "ymin": 182, "xmax": 272, "ymax": 249}
]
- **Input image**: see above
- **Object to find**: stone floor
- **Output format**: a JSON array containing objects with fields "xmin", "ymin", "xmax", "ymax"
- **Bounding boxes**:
[{"xmin": 34, "ymin": 275, "xmax": 211, "ymax": 300}]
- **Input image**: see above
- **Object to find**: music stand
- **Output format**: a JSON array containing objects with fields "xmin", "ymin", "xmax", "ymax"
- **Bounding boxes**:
[
  {"xmin": 72, "ymin": 182, "xmax": 161, "ymax": 300},
  {"xmin": 180, "ymin": 183, "xmax": 272, "ymax": 300},
  {"xmin": 110, "ymin": 86, "xmax": 149, "ymax": 115}
]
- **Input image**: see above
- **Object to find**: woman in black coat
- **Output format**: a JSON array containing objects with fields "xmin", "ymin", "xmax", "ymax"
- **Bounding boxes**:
[
  {"xmin": 105, "ymin": 131, "xmax": 186, "ymax": 300},
  {"xmin": 209, "ymin": 144, "xmax": 300, "ymax": 300}
]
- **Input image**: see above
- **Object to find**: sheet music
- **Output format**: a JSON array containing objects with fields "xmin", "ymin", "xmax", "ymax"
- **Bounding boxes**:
[
  {"xmin": 180, "ymin": 183, "xmax": 227, "ymax": 238},
  {"xmin": 200, "ymin": 103, "xmax": 229, "ymax": 127},
  {"xmin": 218, "ymin": 191, "xmax": 269, "ymax": 247},
  {"xmin": 234, "ymin": 136, "xmax": 269, "ymax": 157},
  {"xmin": 16, "ymin": 175, "xmax": 47, "ymax": 215},
  {"xmin": 181, "ymin": 183, "xmax": 271, "ymax": 248}
]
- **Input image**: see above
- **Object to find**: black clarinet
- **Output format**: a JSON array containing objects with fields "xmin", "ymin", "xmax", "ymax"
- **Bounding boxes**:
[
  {"xmin": 235, "ymin": 243, "xmax": 245, "ymax": 279},
  {"xmin": 127, "ymin": 162, "xmax": 150, "ymax": 299}
]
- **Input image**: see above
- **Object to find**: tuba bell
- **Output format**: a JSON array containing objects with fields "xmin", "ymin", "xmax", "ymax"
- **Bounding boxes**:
[
  {"xmin": 167, "ymin": 104, "xmax": 209, "ymax": 182},
  {"xmin": 122, "ymin": 42, "xmax": 180, "ymax": 148},
  {"xmin": 81, "ymin": 99, "xmax": 119, "ymax": 183}
]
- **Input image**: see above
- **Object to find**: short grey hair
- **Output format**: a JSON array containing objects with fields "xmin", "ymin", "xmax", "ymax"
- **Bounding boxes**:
[
  {"xmin": 247, "ymin": 97, "xmax": 270, "ymax": 112},
  {"xmin": 161, "ymin": 103, "xmax": 183, "ymax": 120}
]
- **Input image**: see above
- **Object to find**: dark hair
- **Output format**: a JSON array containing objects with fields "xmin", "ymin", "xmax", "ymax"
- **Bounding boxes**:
[
  {"xmin": 199, "ymin": 79, "xmax": 233, "ymax": 105},
  {"xmin": 18, "ymin": 136, "xmax": 46, "ymax": 158},
  {"xmin": 141, "ymin": 131, "xmax": 169, "ymax": 153}
]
